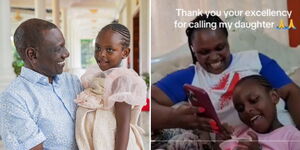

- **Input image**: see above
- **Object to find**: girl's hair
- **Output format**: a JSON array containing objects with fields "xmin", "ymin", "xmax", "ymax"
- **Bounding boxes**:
[
  {"xmin": 185, "ymin": 14, "xmax": 228, "ymax": 64},
  {"xmin": 99, "ymin": 23, "xmax": 131, "ymax": 48},
  {"xmin": 236, "ymin": 75, "xmax": 274, "ymax": 92}
]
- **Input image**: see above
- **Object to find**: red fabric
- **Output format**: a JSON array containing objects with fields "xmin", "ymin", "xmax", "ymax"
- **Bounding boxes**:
[
  {"xmin": 142, "ymin": 98, "xmax": 150, "ymax": 111},
  {"xmin": 219, "ymin": 73, "xmax": 240, "ymax": 109},
  {"xmin": 288, "ymin": 0, "xmax": 300, "ymax": 47}
]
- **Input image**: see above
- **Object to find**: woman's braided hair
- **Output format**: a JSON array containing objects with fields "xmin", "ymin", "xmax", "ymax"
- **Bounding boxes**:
[{"xmin": 185, "ymin": 14, "xmax": 228, "ymax": 64}]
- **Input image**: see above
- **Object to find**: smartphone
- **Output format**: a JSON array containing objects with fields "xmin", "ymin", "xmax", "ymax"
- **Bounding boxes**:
[{"xmin": 183, "ymin": 84, "xmax": 221, "ymax": 128}]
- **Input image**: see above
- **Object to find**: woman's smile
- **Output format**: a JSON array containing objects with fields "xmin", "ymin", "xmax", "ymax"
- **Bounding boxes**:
[{"xmin": 208, "ymin": 60, "xmax": 223, "ymax": 70}]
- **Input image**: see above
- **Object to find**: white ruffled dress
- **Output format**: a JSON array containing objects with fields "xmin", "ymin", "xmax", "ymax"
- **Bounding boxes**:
[{"xmin": 75, "ymin": 67, "xmax": 147, "ymax": 150}]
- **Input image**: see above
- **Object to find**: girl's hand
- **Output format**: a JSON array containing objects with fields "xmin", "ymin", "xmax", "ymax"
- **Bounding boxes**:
[
  {"xmin": 236, "ymin": 131, "xmax": 262, "ymax": 150},
  {"xmin": 217, "ymin": 123, "xmax": 234, "ymax": 140},
  {"xmin": 214, "ymin": 123, "xmax": 233, "ymax": 150},
  {"xmin": 173, "ymin": 104, "xmax": 219, "ymax": 132}
]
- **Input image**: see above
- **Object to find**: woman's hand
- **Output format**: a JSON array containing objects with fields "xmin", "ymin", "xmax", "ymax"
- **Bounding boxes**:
[
  {"xmin": 172, "ymin": 103, "xmax": 220, "ymax": 132},
  {"xmin": 151, "ymin": 85, "xmax": 219, "ymax": 131},
  {"xmin": 236, "ymin": 131, "xmax": 261, "ymax": 150}
]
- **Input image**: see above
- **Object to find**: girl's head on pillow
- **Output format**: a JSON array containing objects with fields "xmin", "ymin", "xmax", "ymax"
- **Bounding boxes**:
[
  {"xmin": 94, "ymin": 23, "xmax": 130, "ymax": 71},
  {"xmin": 233, "ymin": 75, "xmax": 282, "ymax": 133}
]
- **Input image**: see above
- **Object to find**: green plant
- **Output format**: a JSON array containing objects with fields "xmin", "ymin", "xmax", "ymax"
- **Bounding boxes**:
[
  {"xmin": 12, "ymin": 50, "xmax": 24, "ymax": 76},
  {"xmin": 142, "ymin": 72, "xmax": 149, "ymax": 88},
  {"xmin": 81, "ymin": 39, "xmax": 96, "ymax": 68}
]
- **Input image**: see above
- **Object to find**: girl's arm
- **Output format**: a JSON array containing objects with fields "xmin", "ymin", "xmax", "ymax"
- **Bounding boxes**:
[{"xmin": 115, "ymin": 102, "xmax": 131, "ymax": 150}]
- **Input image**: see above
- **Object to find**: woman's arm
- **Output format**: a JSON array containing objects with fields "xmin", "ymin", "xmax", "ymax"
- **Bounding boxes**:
[
  {"xmin": 151, "ymin": 85, "xmax": 181, "ymax": 129},
  {"xmin": 278, "ymin": 83, "xmax": 300, "ymax": 129},
  {"xmin": 115, "ymin": 102, "xmax": 131, "ymax": 150}
]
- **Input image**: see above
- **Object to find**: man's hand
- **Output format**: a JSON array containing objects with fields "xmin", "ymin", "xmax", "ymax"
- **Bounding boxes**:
[{"xmin": 31, "ymin": 143, "xmax": 43, "ymax": 150}]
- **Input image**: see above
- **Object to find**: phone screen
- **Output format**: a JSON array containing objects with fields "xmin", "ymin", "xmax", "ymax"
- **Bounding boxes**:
[{"xmin": 184, "ymin": 84, "xmax": 221, "ymax": 127}]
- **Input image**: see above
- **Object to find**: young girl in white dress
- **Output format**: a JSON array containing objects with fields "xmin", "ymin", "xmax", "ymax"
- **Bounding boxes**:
[{"xmin": 75, "ymin": 23, "xmax": 147, "ymax": 150}]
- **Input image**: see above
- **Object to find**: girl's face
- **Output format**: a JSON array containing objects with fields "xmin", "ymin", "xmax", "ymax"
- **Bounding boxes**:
[
  {"xmin": 232, "ymin": 80, "xmax": 281, "ymax": 133},
  {"xmin": 94, "ymin": 29, "xmax": 129, "ymax": 71},
  {"xmin": 191, "ymin": 29, "xmax": 231, "ymax": 74}
]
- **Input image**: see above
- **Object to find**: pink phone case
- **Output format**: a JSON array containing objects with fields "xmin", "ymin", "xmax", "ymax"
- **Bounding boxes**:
[{"xmin": 183, "ymin": 84, "xmax": 221, "ymax": 127}]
